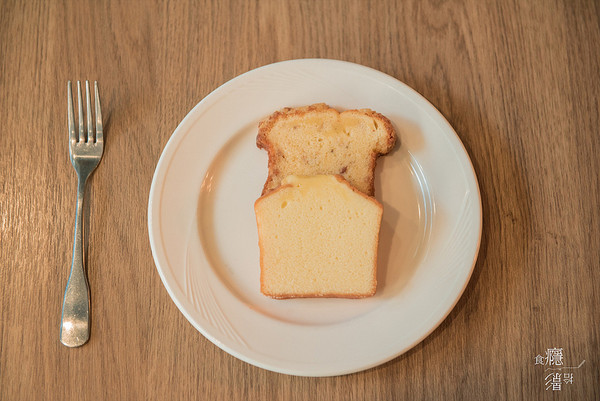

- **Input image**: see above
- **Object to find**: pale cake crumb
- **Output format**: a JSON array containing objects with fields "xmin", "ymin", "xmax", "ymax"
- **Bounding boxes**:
[{"xmin": 254, "ymin": 175, "xmax": 383, "ymax": 299}]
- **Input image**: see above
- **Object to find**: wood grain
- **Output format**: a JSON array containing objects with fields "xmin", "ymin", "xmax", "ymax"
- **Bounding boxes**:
[{"xmin": 1, "ymin": 0, "xmax": 598, "ymax": 399}]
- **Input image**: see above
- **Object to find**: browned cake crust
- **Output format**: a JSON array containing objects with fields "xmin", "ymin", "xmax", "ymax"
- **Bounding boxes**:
[{"xmin": 256, "ymin": 103, "xmax": 397, "ymax": 196}]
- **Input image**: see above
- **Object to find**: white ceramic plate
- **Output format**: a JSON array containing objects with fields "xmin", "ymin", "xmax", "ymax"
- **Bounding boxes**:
[{"xmin": 148, "ymin": 59, "xmax": 482, "ymax": 377}]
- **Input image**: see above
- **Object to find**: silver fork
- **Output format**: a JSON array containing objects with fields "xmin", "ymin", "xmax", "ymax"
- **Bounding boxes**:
[{"xmin": 60, "ymin": 81, "xmax": 103, "ymax": 347}]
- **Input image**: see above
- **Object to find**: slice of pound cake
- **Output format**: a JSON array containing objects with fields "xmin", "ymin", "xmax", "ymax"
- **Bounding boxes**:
[
  {"xmin": 254, "ymin": 175, "xmax": 383, "ymax": 298},
  {"xmin": 257, "ymin": 103, "xmax": 396, "ymax": 196}
]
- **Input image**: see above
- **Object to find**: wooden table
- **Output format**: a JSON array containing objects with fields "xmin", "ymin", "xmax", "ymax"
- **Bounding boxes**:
[{"xmin": 1, "ymin": 0, "xmax": 598, "ymax": 399}]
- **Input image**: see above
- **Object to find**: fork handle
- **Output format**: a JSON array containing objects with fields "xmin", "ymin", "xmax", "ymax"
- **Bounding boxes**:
[{"xmin": 60, "ymin": 176, "xmax": 90, "ymax": 347}]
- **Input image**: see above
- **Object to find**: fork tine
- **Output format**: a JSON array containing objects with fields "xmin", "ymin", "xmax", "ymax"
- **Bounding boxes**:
[
  {"xmin": 68, "ymin": 81, "xmax": 76, "ymax": 143},
  {"xmin": 85, "ymin": 81, "xmax": 93, "ymax": 142},
  {"xmin": 94, "ymin": 82, "xmax": 103, "ymax": 143},
  {"xmin": 77, "ymin": 81, "xmax": 84, "ymax": 142}
]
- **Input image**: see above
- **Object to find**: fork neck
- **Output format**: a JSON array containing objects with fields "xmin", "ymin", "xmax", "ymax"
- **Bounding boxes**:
[{"xmin": 76, "ymin": 173, "xmax": 89, "ymax": 199}]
